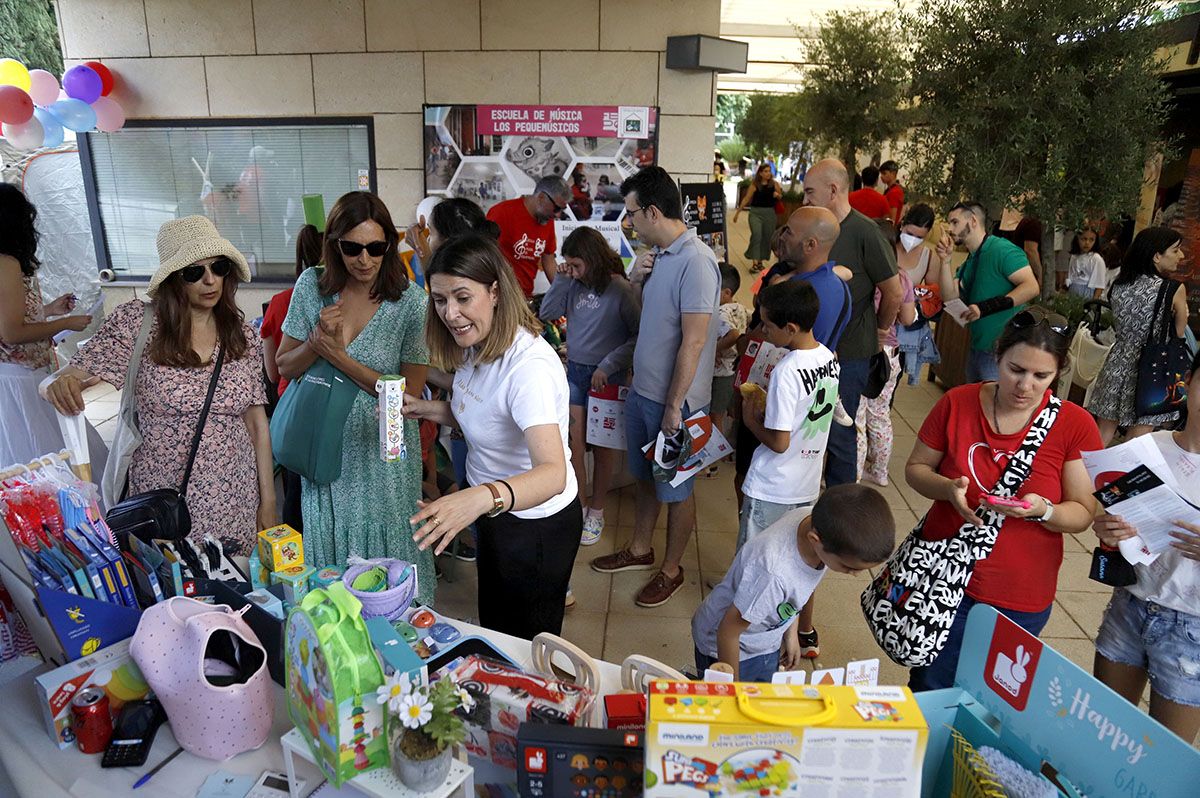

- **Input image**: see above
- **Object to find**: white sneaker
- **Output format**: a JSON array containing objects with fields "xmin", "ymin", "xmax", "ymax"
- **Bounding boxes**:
[
  {"xmin": 581, "ymin": 513, "xmax": 604, "ymax": 546},
  {"xmin": 833, "ymin": 400, "xmax": 854, "ymax": 427}
]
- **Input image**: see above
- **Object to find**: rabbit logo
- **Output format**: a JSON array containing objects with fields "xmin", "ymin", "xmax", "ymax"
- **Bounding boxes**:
[{"xmin": 984, "ymin": 614, "xmax": 1043, "ymax": 710}]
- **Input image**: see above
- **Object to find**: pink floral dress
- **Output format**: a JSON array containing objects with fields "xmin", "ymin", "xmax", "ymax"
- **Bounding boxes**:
[
  {"xmin": 0, "ymin": 273, "xmax": 54, "ymax": 370},
  {"xmin": 72, "ymin": 301, "xmax": 268, "ymax": 554}
]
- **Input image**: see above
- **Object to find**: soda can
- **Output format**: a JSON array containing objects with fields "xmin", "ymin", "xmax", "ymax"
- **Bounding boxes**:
[{"xmin": 70, "ymin": 686, "xmax": 113, "ymax": 754}]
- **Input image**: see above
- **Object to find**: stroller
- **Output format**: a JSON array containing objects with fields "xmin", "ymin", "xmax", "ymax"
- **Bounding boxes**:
[{"xmin": 1056, "ymin": 300, "xmax": 1114, "ymax": 405}]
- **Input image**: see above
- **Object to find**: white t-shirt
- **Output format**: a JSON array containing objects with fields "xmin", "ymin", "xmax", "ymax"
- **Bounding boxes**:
[
  {"xmin": 1066, "ymin": 252, "xmax": 1106, "ymax": 292},
  {"xmin": 452, "ymin": 328, "xmax": 577, "ymax": 519},
  {"xmin": 691, "ymin": 506, "xmax": 825, "ymax": 658},
  {"xmin": 1127, "ymin": 432, "xmax": 1200, "ymax": 616},
  {"xmin": 742, "ymin": 345, "xmax": 839, "ymax": 504}
]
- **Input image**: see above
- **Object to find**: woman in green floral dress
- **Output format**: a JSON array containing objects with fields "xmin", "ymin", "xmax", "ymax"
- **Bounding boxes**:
[{"xmin": 277, "ymin": 192, "xmax": 433, "ymax": 603}]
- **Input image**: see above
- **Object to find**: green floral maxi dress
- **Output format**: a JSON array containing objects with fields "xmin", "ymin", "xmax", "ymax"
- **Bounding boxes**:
[{"xmin": 280, "ymin": 267, "xmax": 433, "ymax": 604}]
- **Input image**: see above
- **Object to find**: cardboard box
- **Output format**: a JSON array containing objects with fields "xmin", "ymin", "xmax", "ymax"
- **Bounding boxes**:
[
  {"xmin": 605, "ymin": 692, "xmax": 647, "ymax": 730},
  {"xmin": 364, "ymin": 616, "xmax": 427, "ymax": 686},
  {"xmin": 257, "ymin": 524, "xmax": 304, "ymax": 571},
  {"xmin": 644, "ymin": 681, "xmax": 927, "ymax": 796},
  {"xmin": 271, "ymin": 564, "xmax": 315, "ymax": 605},
  {"xmin": 309, "ymin": 566, "xmax": 343, "ymax": 591},
  {"xmin": 34, "ymin": 638, "xmax": 151, "ymax": 748}
]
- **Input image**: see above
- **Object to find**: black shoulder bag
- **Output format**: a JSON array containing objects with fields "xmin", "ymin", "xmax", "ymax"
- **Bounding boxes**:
[
  {"xmin": 106, "ymin": 345, "xmax": 226, "ymax": 545},
  {"xmin": 1135, "ymin": 277, "xmax": 1190, "ymax": 417}
]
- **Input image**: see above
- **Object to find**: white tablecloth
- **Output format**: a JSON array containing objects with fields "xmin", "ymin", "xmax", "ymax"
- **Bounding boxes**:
[{"xmin": 0, "ymin": 620, "xmax": 621, "ymax": 798}]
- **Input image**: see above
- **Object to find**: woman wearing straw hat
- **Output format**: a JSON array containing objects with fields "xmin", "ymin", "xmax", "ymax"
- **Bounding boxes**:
[{"xmin": 43, "ymin": 215, "xmax": 276, "ymax": 555}]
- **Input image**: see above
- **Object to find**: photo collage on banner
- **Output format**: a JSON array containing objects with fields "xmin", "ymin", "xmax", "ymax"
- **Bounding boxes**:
[
  {"xmin": 422, "ymin": 104, "xmax": 659, "ymax": 273},
  {"xmin": 680, "ymin": 182, "xmax": 728, "ymax": 262}
]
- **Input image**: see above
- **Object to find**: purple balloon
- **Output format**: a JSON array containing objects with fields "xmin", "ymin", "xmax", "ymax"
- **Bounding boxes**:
[{"xmin": 62, "ymin": 65, "xmax": 102, "ymax": 104}]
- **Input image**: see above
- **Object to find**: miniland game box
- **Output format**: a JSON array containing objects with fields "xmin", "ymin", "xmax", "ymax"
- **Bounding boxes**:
[{"xmin": 643, "ymin": 680, "xmax": 927, "ymax": 796}]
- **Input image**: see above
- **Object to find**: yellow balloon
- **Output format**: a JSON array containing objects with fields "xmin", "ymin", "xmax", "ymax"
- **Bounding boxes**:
[{"xmin": 0, "ymin": 59, "xmax": 31, "ymax": 92}]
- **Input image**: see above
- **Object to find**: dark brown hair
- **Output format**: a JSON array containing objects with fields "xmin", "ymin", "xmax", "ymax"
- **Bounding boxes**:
[
  {"xmin": 424, "ymin": 234, "xmax": 541, "ymax": 371},
  {"xmin": 318, "ymin": 192, "xmax": 409, "ymax": 301},
  {"xmin": 560, "ymin": 226, "xmax": 624, "ymax": 292},
  {"xmin": 812, "ymin": 484, "xmax": 895, "ymax": 563},
  {"xmin": 295, "ymin": 223, "xmax": 323, "ymax": 277},
  {"xmin": 149, "ymin": 266, "xmax": 247, "ymax": 366}
]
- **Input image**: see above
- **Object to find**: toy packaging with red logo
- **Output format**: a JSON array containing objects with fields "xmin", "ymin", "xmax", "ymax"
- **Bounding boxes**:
[
  {"xmin": 643, "ymin": 679, "xmax": 927, "ymax": 796},
  {"xmin": 33, "ymin": 637, "xmax": 151, "ymax": 749},
  {"xmin": 517, "ymin": 722, "xmax": 644, "ymax": 797},
  {"xmin": 450, "ymin": 654, "xmax": 595, "ymax": 770},
  {"xmin": 914, "ymin": 604, "xmax": 1200, "ymax": 798}
]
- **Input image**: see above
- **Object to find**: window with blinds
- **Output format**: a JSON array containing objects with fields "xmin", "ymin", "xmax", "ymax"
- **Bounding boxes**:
[{"xmin": 80, "ymin": 118, "xmax": 374, "ymax": 282}]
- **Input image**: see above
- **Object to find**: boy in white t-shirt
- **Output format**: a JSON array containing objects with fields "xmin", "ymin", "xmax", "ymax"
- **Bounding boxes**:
[
  {"xmin": 739, "ymin": 279, "xmax": 840, "ymax": 549},
  {"xmin": 692, "ymin": 484, "xmax": 895, "ymax": 681}
]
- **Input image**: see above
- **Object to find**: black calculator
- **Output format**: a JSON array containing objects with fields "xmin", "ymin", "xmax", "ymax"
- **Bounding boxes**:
[{"xmin": 101, "ymin": 699, "xmax": 167, "ymax": 768}]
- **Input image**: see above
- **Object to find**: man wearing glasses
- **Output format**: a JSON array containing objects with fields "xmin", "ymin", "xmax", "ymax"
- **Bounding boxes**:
[{"xmin": 487, "ymin": 176, "xmax": 572, "ymax": 297}]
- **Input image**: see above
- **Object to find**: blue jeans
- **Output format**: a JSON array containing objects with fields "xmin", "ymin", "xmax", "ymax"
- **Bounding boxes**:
[
  {"xmin": 908, "ymin": 594, "xmax": 1053, "ymax": 691},
  {"xmin": 695, "ymin": 646, "xmax": 780, "ymax": 683},
  {"xmin": 824, "ymin": 356, "xmax": 869, "ymax": 487},
  {"xmin": 625, "ymin": 390, "xmax": 704, "ymax": 503},
  {"xmin": 966, "ymin": 348, "xmax": 999, "ymax": 383}
]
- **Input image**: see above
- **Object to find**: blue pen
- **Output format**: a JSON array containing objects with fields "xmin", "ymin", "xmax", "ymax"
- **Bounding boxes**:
[{"xmin": 132, "ymin": 745, "xmax": 183, "ymax": 789}]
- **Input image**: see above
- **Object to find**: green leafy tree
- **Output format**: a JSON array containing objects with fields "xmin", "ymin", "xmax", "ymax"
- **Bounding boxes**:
[
  {"xmin": 718, "ymin": 136, "xmax": 747, "ymax": 167},
  {"xmin": 716, "ymin": 93, "xmax": 751, "ymax": 134},
  {"xmin": 736, "ymin": 93, "xmax": 788, "ymax": 159},
  {"xmin": 800, "ymin": 9, "xmax": 910, "ymax": 169},
  {"xmin": 0, "ymin": 1, "xmax": 63, "ymax": 75},
  {"xmin": 903, "ymin": 0, "xmax": 1174, "ymax": 293}
]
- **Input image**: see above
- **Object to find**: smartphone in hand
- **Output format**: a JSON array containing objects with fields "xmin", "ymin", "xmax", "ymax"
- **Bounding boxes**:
[{"xmin": 984, "ymin": 495, "xmax": 1031, "ymax": 510}]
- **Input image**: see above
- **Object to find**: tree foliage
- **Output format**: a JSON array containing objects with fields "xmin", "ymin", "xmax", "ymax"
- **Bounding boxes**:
[
  {"xmin": 800, "ymin": 9, "xmax": 910, "ymax": 169},
  {"xmin": 0, "ymin": 1, "xmax": 63, "ymax": 75},
  {"xmin": 736, "ymin": 93, "xmax": 813, "ymax": 163},
  {"xmin": 718, "ymin": 136, "xmax": 747, "ymax": 166},
  {"xmin": 902, "ymin": 0, "xmax": 1174, "ymax": 290},
  {"xmin": 716, "ymin": 93, "xmax": 751, "ymax": 133}
]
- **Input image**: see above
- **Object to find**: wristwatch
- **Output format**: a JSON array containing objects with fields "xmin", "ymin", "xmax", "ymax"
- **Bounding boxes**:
[
  {"xmin": 483, "ymin": 483, "xmax": 506, "ymax": 517},
  {"xmin": 1034, "ymin": 499, "xmax": 1055, "ymax": 523}
]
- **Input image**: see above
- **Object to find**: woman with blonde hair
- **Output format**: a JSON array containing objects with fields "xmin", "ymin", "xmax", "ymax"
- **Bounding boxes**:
[{"xmin": 402, "ymin": 234, "xmax": 579, "ymax": 638}]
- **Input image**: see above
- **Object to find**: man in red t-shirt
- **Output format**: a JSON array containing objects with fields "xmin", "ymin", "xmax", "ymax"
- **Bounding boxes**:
[
  {"xmin": 879, "ymin": 160, "xmax": 905, "ymax": 225},
  {"xmin": 486, "ymin": 176, "xmax": 570, "ymax": 296},
  {"xmin": 847, "ymin": 165, "xmax": 892, "ymax": 221}
]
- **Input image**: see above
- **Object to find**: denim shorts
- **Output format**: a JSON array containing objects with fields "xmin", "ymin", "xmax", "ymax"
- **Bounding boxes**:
[
  {"xmin": 695, "ymin": 646, "xmax": 780, "ymax": 683},
  {"xmin": 737, "ymin": 496, "xmax": 811, "ymax": 551},
  {"xmin": 1095, "ymin": 588, "xmax": 1200, "ymax": 707},
  {"xmin": 565, "ymin": 361, "xmax": 625, "ymax": 407},
  {"xmin": 625, "ymin": 389, "xmax": 706, "ymax": 503}
]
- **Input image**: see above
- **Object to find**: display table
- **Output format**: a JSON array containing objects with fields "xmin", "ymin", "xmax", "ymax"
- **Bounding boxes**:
[{"xmin": 0, "ymin": 619, "xmax": 621, "ymax": 798}]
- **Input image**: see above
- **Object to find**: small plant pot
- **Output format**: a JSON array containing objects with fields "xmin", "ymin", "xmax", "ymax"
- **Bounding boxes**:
[{"xmin": 389, "ymin": 726, "xmax": 452, "ymax": 792}]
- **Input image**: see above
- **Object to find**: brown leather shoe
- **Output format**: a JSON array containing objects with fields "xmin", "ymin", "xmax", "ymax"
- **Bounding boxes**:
[
  {"xmin": 635, "ymin": 568, "xmax": 685, "ymax": 608},
  {"xmin": 591, "ymin": 547, "xmax": 656, "ymax": 574}
]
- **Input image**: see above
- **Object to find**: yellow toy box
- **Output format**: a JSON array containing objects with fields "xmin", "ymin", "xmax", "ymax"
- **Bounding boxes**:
[
  {"xmin": 257, "ymin": 523, "xmax": 304, "ymax": 571},
  {"xmin": 643, "ymin": 680, "xmax": 927, "ymax": 797}
]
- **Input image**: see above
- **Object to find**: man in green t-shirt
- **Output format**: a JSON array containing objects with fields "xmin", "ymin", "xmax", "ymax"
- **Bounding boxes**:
[{"xmin": 935, "ymin": 202, "xmax": 1041, "ymax": 382}]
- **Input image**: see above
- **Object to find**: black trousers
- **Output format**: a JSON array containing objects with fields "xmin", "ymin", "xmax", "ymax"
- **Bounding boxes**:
[{"xmin": 475, "ymin": 497, "xmax": 582, "ymax": 639}]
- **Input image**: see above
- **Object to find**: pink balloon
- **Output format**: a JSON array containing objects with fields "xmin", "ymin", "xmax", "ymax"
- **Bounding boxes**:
[
  {"xmin": 92, "ymin": 96, "xmax": 125, "ymax": 132},
  {"xmin": 28, "ymin": 69, "xmax": 59, "ymax": 107},
  {"xmin": 0, "ymin": 85, "xmax": 34, "ymax": 124}
]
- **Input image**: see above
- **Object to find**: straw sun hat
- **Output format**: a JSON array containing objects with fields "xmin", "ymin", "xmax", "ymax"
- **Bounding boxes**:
[{"xmin": 147, "ymin": 215, "xmax": 251, "ymax": 297}]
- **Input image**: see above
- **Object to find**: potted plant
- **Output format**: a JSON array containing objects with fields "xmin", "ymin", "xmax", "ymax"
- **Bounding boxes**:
[{"xmin": 376, "ymin": 672, "xmax": 473, "ymax": 791}]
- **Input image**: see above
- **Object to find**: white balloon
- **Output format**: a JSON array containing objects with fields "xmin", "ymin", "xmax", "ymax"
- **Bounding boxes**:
[{"xmin": 2, "ymin": 116, "xmax": 44, "ymax": 150}]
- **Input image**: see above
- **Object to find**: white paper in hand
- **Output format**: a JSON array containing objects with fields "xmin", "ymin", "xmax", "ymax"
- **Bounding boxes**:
[{"xmin": 943, "ymin": 298, "xmax": 971, "ymax": 324}]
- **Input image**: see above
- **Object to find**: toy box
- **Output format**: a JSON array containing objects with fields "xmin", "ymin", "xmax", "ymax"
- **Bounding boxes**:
[
  {"xmin": 364, "ymin": 616, "xmax": 427, "ymax": 686},
  {"xmin": 643, "ymin": 680, "xmax": 927, "ymax": 796},
  {"xmin": 272, "ymin": 564, "xmax": 315, "ymax": 605},
  {"xmin": 245, "ymin": 588, "xmax": 284, "ymax": 620},
  {"xmin": 257, "ymin": 524, "xmax": 304, "ymax": 571},
  {"xmin": 451, "ymin": 655, "xmax": 594, "ymax": 770},
  {"xmin": 285, "ymin": 582, "xmax": 388, "ymax": 787},
  {"xmin": 309, "ymin": 566, "xmax": 343, "ymax": 591},
  {"xmin": 34, "ymin": 637, "xmax": 151, "ymax": 749},
  {"xmin": 377, "ymin": 375, "xmax": 406, "ymax": 461},
  {"xmin": 248, "ymin": 547, "xmax": 270, "ymax": 590},
  {"xmin": 517, "ymin": 722, "xmax": 644, "ymax": 797}
]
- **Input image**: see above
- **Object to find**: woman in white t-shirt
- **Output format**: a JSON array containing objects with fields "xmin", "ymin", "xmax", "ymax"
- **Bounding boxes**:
[
  {"xmin": 1065, "ymin": 228, "xmax": 1107, "ymax": 299},
  {"xmin": 402, "ymin": 234, "xmax": 580, "ymax": 638},
  {"xmin": 1092, "ymin": 350, "xmax": 1200, "ymax": 744}
]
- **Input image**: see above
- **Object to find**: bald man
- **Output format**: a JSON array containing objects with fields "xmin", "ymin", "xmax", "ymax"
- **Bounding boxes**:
[
  {"xmin": 773, "ymin": 206, "xmax": 852, "ymax": 348},
  {"xmin": 802, "ymin": 158, "xmax": 902, "ymax": 488}
]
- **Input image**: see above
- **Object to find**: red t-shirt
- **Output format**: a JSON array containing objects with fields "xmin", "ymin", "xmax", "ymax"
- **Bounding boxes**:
[
  {"xmin": 848, "ymin": 188, "xmax": 892, "ymax": 220},
  {"xmin": 486, "ymin": 198, "xmax": 556, "ymax": 297},
  {"xmin": 917, "ymin": 384, "xmax": 1101, "ymax": 612},
  {"xmin": 884, "ymin": 183, "xmax": 905, "ymax": 224},
  {"xmin": 259, "ymin": 287, "xmax": 293, "ymax": 395}
]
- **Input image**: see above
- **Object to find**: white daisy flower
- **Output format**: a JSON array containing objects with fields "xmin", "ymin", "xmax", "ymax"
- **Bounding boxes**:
[
  {"xmin": 375, "ymin": 672, "xmax": 412, "ymax": 714},
  {"xmin": 400, "ymin": 693, "xmax": 433, "ymax": 729}
]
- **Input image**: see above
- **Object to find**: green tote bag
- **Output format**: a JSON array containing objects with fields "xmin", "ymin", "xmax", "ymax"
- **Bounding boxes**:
[{"xmin": 269, "ymin": 289, "xmax": 360, "ymax": 484}]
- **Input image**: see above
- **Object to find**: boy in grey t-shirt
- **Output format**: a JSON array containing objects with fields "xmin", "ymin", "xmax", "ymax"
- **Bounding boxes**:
[{"xmin": 691, "ymin": 484, "xmax": 895, "ymax": 681}]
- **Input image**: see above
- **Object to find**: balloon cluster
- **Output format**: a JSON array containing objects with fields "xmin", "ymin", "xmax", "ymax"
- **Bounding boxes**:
[{"xmin": 0, "ymin": 58, "xmax": 126, "ymax": 151}]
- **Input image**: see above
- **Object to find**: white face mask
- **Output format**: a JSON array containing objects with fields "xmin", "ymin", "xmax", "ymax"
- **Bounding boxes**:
[{"xmin": 899, "ymin": 232, "xmax": 925, "ymax": 252}]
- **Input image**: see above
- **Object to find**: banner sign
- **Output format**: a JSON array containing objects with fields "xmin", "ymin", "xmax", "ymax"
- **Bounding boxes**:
[
  {"xmin": 477, "ymin": 105, "xmax": 652, "ymax": 138},
  {"xmin": 681, "ymin": 181, "xmax": 728, "ymax": 260}
]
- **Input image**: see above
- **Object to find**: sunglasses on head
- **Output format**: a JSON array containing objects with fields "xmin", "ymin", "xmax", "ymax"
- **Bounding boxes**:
[
  {"xmin": 180, "ymin": 258, "xmax": 234, "ymax": 283},
  {"xmin": 1010, "ymin": 306, "xmax": 1069, "ymax": 337},
  {"xmin": 337, "ymin": 239, "xmax": 390, "ymax": 258}
]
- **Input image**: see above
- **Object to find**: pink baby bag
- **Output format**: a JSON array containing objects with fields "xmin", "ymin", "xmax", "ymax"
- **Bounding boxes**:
[{"xmin": 130, "ymin": 596, "xmax": 273, "ymax": 760}]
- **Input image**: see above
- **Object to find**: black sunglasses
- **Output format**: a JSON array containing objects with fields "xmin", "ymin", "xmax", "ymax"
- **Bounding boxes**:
[
  {"xmin": 539, "ymin": 192, "xmax": 568, "ymax": 214},
  {"xmin": 180, "ymin": 258, "xmax": 233, "ymax": 283},
  {"xmin": 338, "ymin": 239, "xmax": 390, "ymax": 258},
  {"xmin": 1010, "ymin": 307, "xmax": 1069, "ymax": 337}
]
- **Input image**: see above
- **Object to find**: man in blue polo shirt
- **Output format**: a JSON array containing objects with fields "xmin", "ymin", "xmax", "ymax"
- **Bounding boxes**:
[{"xmin": 777, "ymin": 206, "xmax": 851, "ymax": 349}]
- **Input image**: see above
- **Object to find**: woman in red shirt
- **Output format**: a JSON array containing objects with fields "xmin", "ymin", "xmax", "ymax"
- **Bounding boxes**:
[{"xmin": 905, "ymin": 308, "xmax": 1102, "ymax": 690}]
